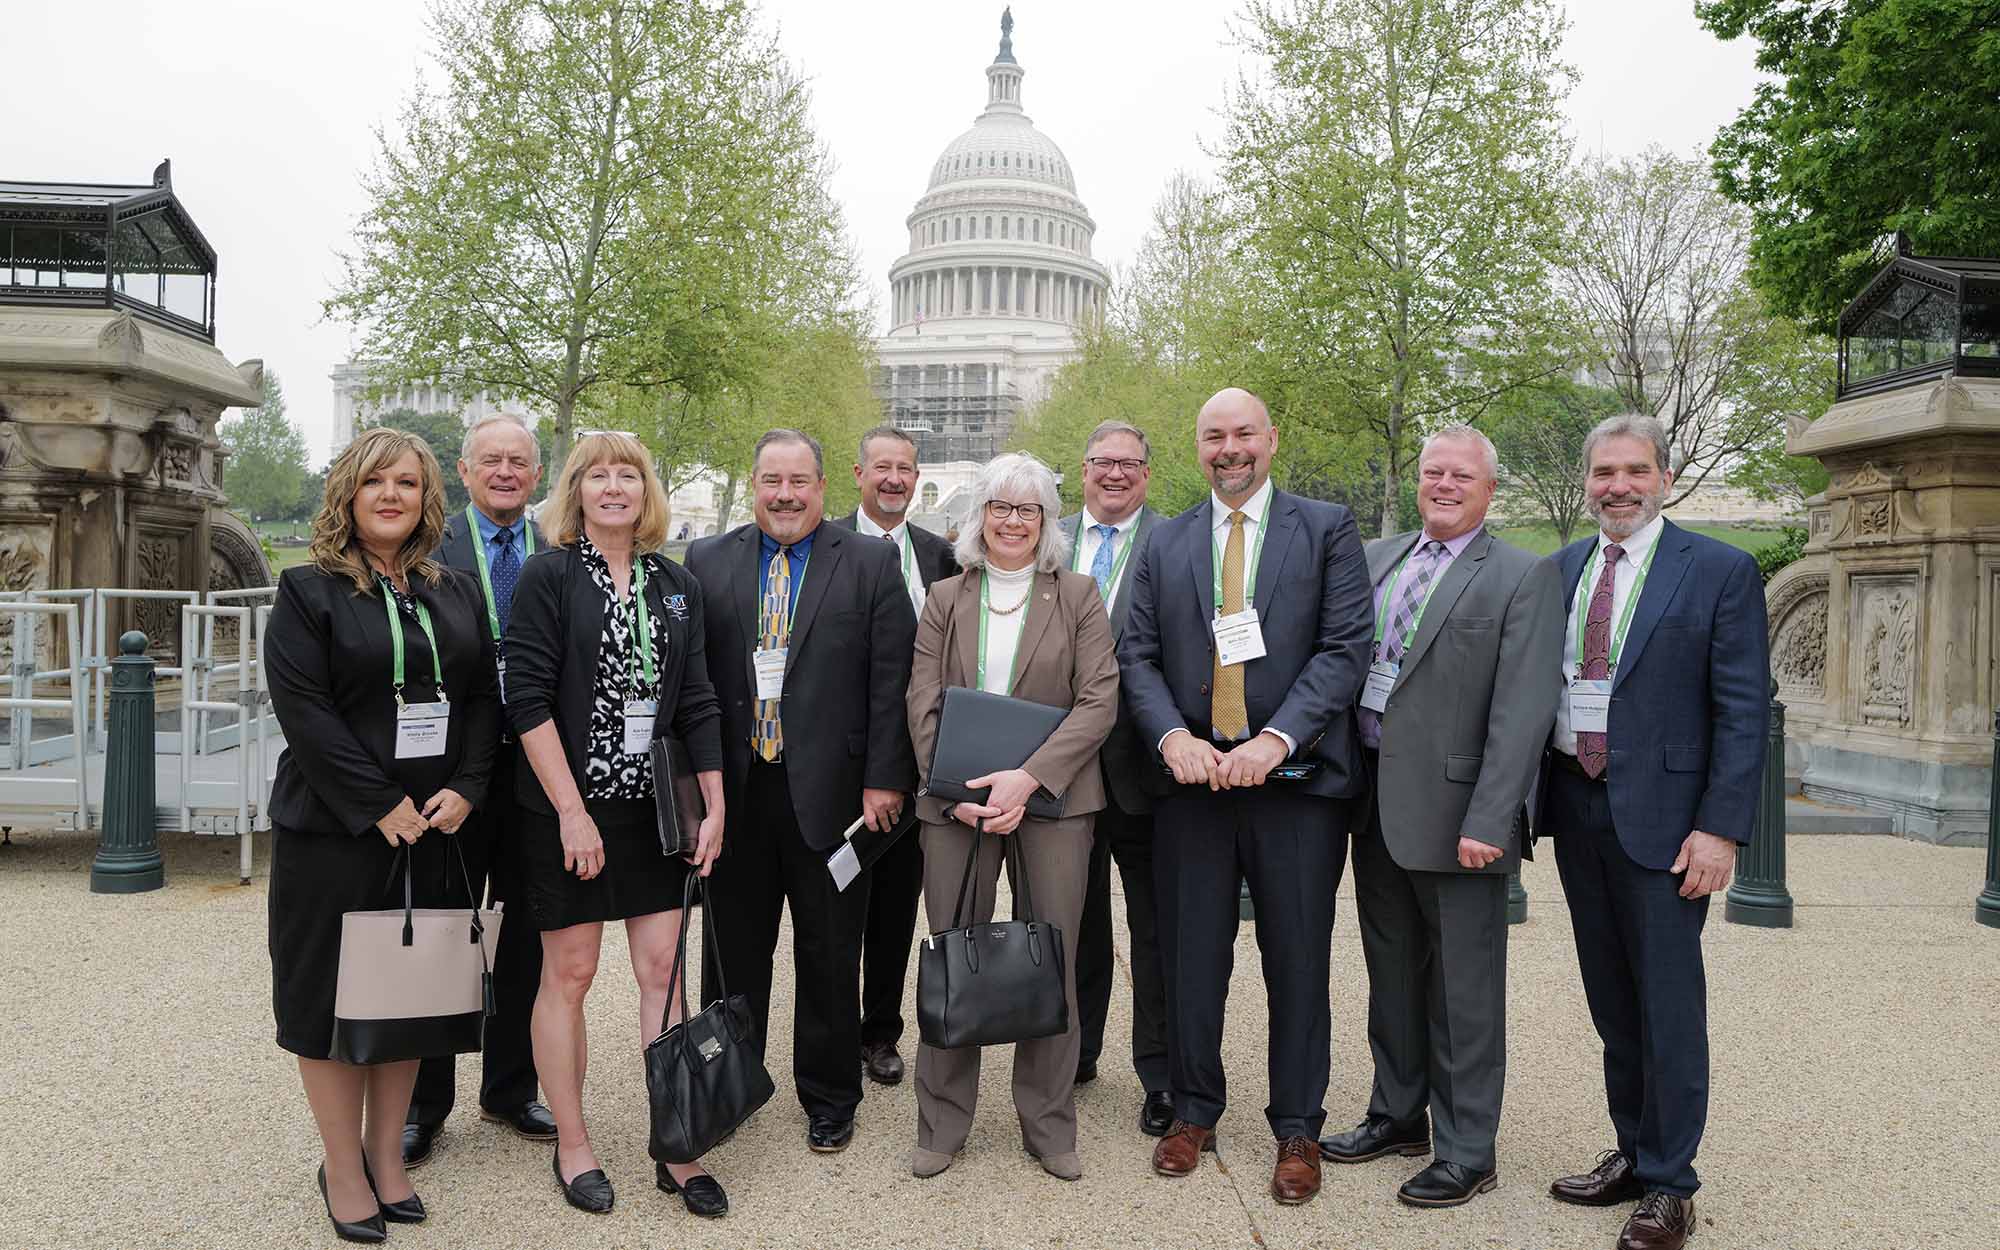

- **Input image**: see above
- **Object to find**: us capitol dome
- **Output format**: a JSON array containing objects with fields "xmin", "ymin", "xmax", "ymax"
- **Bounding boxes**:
[{"xmin": 873, "ymin": 8, "xmax": 1111, "ymax": 468}]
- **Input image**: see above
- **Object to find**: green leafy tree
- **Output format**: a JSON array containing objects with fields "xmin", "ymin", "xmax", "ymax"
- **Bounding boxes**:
[
  {"xmin": 1699, "ymin": 0, "xmax": 2000, "ymax": 331},
  {"xmin": 372, "ymin": 408, "xmax": 472, "ymax": 512},
  {"xmin": 1487, "ymin": 378, "xmax": 1623, "ymax": 543},
  {"xmin": 220, "ymin": 370, "xmax": 308, "ymax": 522}
]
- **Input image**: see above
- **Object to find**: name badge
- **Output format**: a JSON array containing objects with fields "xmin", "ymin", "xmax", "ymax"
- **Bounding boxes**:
[
  {"xmin": 753, "ymin": 647, "xmax": 788, "ymax": 701},
  {"xmin": 1568, "ymin": 679, "xmax": 1611, "ymax": 734},
  {"xmin": 623, "ymin": 698, "xmax": 659, "ymax": 755},
  {"xmin": 1358, "ymin": 660, "xmax": 1398, "ymax": 713},
  {"xmin": 395, "ymin": 701, "xmax": 450, "ymax": 759},
  {"xmin": 1211, "ymin": 609, "xmax": 1267, "ymax": 667}
]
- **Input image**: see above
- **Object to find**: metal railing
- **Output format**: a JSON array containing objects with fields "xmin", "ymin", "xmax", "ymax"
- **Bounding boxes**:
[
  {"xmin": 198, "ymin": 587, "xmax": 277, "ymax": 755},
  {"xmin": 178, "ymin": 604, "xmax": 258, "ymax": 881},
  {"xmin": 0, "ymin": 602, "xmax": 88, "ymax": 830}
]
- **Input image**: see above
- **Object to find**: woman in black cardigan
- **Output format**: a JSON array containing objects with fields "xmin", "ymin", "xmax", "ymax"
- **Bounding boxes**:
[
  {"xmin": 505, "ymin": 431, "xmax": 727, "ymax": 1218},
  {"xmin": 264, "ymin": 427, "xmax": 500, "ymax": 1242}
]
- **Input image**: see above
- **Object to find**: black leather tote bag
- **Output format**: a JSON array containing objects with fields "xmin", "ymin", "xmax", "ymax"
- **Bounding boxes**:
[
  {"xmin": 916, "ymin": 826, "xmax": 1068, "ymax": 1050},
  {"xmin": 644, "ymin": 875, "xmax": 774, "ymax": 1163}
]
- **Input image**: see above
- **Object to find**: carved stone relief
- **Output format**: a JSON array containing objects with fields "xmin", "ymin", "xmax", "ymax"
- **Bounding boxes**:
[
  {"xmin": 1771, "ymin": 584, "xmax": 1829, "ymax": 697},
  {"xmin": 0, "ymin": 522, "xmax": 53, "ymax": 667},
  {"xmin": 131, "ymin": 530, "xmax": 185, "ymax": 657},
  {"xmin": 1852, "ymin": 579, "xmax": 1918, "ymax": 727},
  {"xmin": 1855, "ymin": 495, "xmax": 1892, "ymax": 537}
]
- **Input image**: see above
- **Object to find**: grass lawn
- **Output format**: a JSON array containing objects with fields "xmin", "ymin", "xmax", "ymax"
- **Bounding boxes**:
[{"xmin": 1492, "ymin": 522, "xmax": 1793, "ymax": 557}]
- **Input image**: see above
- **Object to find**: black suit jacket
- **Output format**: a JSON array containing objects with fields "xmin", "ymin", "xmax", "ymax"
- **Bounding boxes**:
[
  {"xmin": 1118, "ymin": 489, "xmax": 1375, "ymax": 801},
  {"xmin": 828, "ymin": 512, "xmax": 960, "ymax": 589},
  {"xmin": 265, "ymin": 564, "xmax": 501, "ymax": 836},
  {"xmin": 1058, "ymin": 506, "xmax": 1168, "ymax": 814},
  {"xmin": 501, "ymin": 544, "xmax": 724, "ymax": 815},
  {"xmin": 684, "ymin": 520, "xmax": 918, "ymax": 851}
]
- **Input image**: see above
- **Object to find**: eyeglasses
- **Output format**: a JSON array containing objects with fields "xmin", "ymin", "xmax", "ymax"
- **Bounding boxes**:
[
  {"xmin": 984, "ymin": 500, "xmax": 1045, "ymax": 522},
  {"xmin": 1085, "ymin": 456, "xmax": 1148, "ymax": 474}
]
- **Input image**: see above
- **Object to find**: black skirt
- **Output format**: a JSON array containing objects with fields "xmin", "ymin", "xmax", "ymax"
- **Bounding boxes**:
[{"xmin": 520, "ymin": 797, "xmax": 692, "ymax": 930}]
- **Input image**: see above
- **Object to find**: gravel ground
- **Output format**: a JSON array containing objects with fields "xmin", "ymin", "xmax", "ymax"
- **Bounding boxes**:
[{"xmin": 0, "ymin": 828, "xmax": 1993, "ymax": 1250}]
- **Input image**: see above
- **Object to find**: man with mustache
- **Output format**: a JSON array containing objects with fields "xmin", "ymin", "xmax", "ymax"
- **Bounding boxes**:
[
  {"xmin": 829, "ymin": 425, "xmax": 958, "ymax": 1087},
  {"xmin": 1118, "ymin": 388, "xmax": 1374, "ymax": 1205},
  {"xmin": 1539, "ymin": 414, "xmax": 1767, "ymax": 1250}
]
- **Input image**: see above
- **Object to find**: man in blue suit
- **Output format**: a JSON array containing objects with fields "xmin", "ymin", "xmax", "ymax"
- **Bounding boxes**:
[
  {"xmin": 1119, "ymin": 387, "xmax": 1374, "ymax": 1206},
  {"xmin": 1538, "ymin": 414, "xmax": 1767, "ymax": 1250}
]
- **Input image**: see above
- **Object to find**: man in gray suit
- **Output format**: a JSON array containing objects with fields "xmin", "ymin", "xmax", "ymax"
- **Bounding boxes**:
[
  {"xmin": 1059, "ymin": 420, "xmax": 1174, "ymax": 1137},
  {"xmin": 1318, "ymin": 424, "xmax": 1562, "ymax": 1207}
]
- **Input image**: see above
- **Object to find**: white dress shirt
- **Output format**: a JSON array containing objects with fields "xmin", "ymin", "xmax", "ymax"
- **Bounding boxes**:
[
  {"xmin": 856, "ymin": 510, "xmax": 926, "ymax": 617},
  {"xmin": 1553, "ymin": 514, "xmax": 1665, "ymax": 756},
  {"xmin": 1073, "ymin": 505, "xmax": 1142, "ymax": 612},
  {"xmin": 979, "ymin": 562, "xmax": 1035, "ymax": 694}
]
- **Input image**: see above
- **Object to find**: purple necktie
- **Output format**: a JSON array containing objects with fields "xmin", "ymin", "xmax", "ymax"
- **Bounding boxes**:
[
  {"xmin": 1359, "ymin": 540, "xmax": 1444, "ymax": 749},
  {"xmin": 1576, "ymin": 544, "xmax": 1623, "ymax": 778}
]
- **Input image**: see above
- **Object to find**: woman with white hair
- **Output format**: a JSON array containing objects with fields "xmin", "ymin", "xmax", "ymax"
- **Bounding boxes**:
[{"xmin": 904, "ymin": 452, "xmax": 1120, "ymax": 1182}]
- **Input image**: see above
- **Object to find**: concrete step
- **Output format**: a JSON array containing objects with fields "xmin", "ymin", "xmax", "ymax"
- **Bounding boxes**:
[{"xmin": 1785, "ymin": 795, "xmax": 1895, "ymax": 835}]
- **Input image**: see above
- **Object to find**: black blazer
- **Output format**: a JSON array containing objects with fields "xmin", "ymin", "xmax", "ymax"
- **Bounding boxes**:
[
  {"xmin": 265, "ymin": 564, "xmax": 501, "ymax": 836},
  {"xmin": 1058, "ymin": 506, "xmax": 1168, "ymax": 814},
  {"xmin": 502, "ymin": 544, "xmax": 724, "ymax": 814},
  {"xmin": 684, "ymin": 520, "xmax": 918, "ymax": 851},
  {"xmin": 828, "ymin": 512, "xmax": 961, "ymax": 589}
]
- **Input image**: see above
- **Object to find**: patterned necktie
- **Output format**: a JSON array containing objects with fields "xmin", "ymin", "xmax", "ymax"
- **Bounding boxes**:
[
  {"xmin": 1576, "ymin": 543, "xmax": 1623, "ymax": 779},
  {"xmin": 752, "ymin": 546, "xmax": 792, "ymax": 763},
  {"xmin": 491, "ymin": 527, "xmax": 520, "ymax": 631},
  {"xmin": 1089, "ymin": 524, "xmax": 1118, "ymax": 596},
  {"xmin": 1211, "ymin": 510, "xmax": 1248, "ymax": 739}
]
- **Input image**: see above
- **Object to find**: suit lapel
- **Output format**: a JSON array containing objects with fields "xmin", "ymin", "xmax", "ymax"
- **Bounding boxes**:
[
  {"xmin": 783, "ymin": 522, "xmax": 841, "ymax": 657},
  {"xmin": 1187, "ymin": 499, "xmax": 1216, "ymax": 631},
  {"xmin": 1367, "ymin": 531, "xmax": 1421, "ymax": 588},
  {"xmin": 1612, "ymin": 521, "xmax": 1693, "ymax": 693},
  {"xmin": 1396, "ymin": 530, "xmax": 1488, "ymax": 680},
  {"xmin": 1008, "ymin": 572, "xmax": 1059, "ymax": 689},
  {"xmin": 1253, "ymin": 493, "xmax": 1301, "ymax": 624},
  {"xmin": 730, "ymin": 525, "xmax": 760, "ymax": 655},
  {"xmin": 1108, "ymin": 507, "xmax": 1157, "ymax": 640},
  {"xmin": 951, "ymin": 573, "xmax": 981, "ymax": 687}
]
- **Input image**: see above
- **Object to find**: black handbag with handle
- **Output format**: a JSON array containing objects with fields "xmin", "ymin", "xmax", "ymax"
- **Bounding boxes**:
[
  {"xmin": 915, "ymin": 825, "xmax": 1069, "ymax": 1050},
  {"xmin": 644, "ymin": 874, "xmax": 774, "ymax": 1164}
]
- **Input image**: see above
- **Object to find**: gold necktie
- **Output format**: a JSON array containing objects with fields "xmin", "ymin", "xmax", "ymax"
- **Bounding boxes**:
[
  {"xmin": 1212, "ymin": 510, "xmax": 1248, "ymax": 739},
  {"xmin": 753, "ymin": 547, "xmax": 791, "ymax": 762}
]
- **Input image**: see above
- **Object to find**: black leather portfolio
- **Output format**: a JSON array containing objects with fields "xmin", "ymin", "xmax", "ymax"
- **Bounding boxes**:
[{"xmin": 921, "ymin": 686, "xmax": 1066, "ymax": 819}]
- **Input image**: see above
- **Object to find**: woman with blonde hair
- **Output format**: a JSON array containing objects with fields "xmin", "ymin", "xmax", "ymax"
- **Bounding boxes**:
[
  {"xmin": 504, "ymin": 431, "xmax": 730, "ymax": 1217},
  {"xmin": 264, "ymin": 426, "xmax": 502, "ymax": 1241}
]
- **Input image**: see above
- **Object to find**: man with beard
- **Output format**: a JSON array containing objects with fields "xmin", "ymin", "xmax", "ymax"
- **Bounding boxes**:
[
  {"xmin": 1118, "ymin": 388, "xmax": 1373, "ymax": 1206},
  {"xmin": 1539, "ymin": 414, "xmax": 1766, "ymax": 1250},
  {"xmin": 829, "ymin": 424, "xmax": 957, "ymax": 1087},
  {"xmin": 687, "ymin": 429, "xmax": 918, "ymax": 1153}
]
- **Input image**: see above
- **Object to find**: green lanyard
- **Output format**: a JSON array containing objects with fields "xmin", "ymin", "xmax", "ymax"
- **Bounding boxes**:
[
  {"xmin": 379, "ymin": 577, "xmax": 444, "ymax": 706},
  {"xmin": 974, "ymin": 571, "xmax": 1029, "ymax": 693},
  {"xmin": 1371, "ymin": 541, "xmax": 1450, "ymax": 653},
  {"xmin": 465, "ymin": 504, "xmax": 533, "ymax": 641},
  {"xmin": 1210, "ymin": 494, "xmax": 1273, "ymax": 614},
  {"xmin": 1573, "ymin": 539, "xmax": 1656, "ymax": 674},
  {"xmin": 627, "ymin": 556, "xmax": 657, "ymax": 691},
  {"xmin": 894, "ymin": 525, "xmax": 916, "ymax": 590},
  {"xmin": 1071, "ymin": 513, "xmax": 1138, "ymax": 602}
]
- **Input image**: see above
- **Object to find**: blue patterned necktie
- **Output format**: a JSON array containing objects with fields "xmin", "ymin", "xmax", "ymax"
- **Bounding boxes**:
[
  {"xmin": 1089, "ymin": 524, "xmax": 1118, "ymax": 595},
  {"xmin": 491, "ymin": 527, "xmax": 520, "ymax": 630},
  {"xmin": 752, "ymin": 546, "xmax": 792, "ymax": 763}
]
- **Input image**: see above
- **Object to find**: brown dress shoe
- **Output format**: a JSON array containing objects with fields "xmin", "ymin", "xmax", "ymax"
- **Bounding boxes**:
[
  {"xmin": 1271, "ymin": 1137, "xmax": 1322, "ymax": 1205},
  {"xmin": 1618, "ymin": 1192, "xmax": 1694, "ymax": 1249},
  {"xmin": 1151, "ymin": 1121, "xmax": 1216, "ymax": 1177},
  {"xmin": 1550, "ymin": 1149, "xmax": 1644, "ymax": 1206}
]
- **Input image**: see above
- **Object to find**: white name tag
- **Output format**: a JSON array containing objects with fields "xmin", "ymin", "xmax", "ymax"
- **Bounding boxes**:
[
  {"xmin": 395, "ymin": 701, "xmax": 450, "ymax": 759},
  {"xmin": 1568, "ymin": 679, "xmax": 1611, "ymax": 734},
  {"xmin": 753, "ymin": 647, "xmax": 788, "ymax": 701},
  {"xmin": 1359, "ymin": 660, "xmax": 1398, "ymax": 713},
  {"xmin": 827, "ymin": 840, "xmax": 862, "ymax": 892},
  {"xmin": 623, "ymin": 698, "xmax": 659, "ymax": 755},
  {"xmin": 1212, "ymin": 609, "xmax": 1267, "ymax": 667}
]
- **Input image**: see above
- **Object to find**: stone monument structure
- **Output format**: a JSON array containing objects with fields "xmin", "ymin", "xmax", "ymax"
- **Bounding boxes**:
[
  {"xmin": 0, "ymin": 161, "xmax": 270, "ymax": 662},
  {"xmin": 1765, "ymin": 242, "xmax": 2000, "ymax": 844}
]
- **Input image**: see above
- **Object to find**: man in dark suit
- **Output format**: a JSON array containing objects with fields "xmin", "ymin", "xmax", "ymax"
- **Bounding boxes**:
[
  {"xmin": 1058, "ymin": 420, "xmax": 1174, "ymax": 1137},
  {"xmin": 687, "ymin": 428, "xmax": 918, "ymax": 1153},
  {"xmin": 828, "ymin": 423, "xmax": 958, "ymax": 1088},
  {"xmin": 1119, "ymin": 388, "xmax": 1374, "ymax": 1206},
  {"xmin": 1539, "ymin": 414, "xmax": 1767, "ymax": 1250},
  {"xmin": 1319, "ymin": 425, "xmax": 1562, "ymax": 1207},
  {"xmin": 403, "ymin": 412, "xmax": 556, "ymax": 1166}
]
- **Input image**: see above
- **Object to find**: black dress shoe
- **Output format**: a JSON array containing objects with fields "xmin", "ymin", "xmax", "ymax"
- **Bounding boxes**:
[
  {"xmin": 401, "ymin": 1121, "xmax": 439, "ymax": 1169},
  {"xmin": 807, "ymin": 1115, "xmax": 856, "ymax": 1153},
  {"xmin": 1397, "ymin": 1159, "xmax": 1498, "ymax": 1208},
  {"xmin": 1139, "ymin": 1090, "xmax": 1175, "ymax": 1138},
  {"xmin": 1074, "ymin": 1060, "xmax": 1098, "ymax": 1085},
  {"xmin": 860, "ymin": 1042, "xmax": 905, "ymax": 1086},
  {"xmin": 317, "ymin": 1165, "xmax": 387, "ymax": 1244},
  {"xmin": 552, "ymin": 1149, "xmax": 614, "ymax": 1214},
  {"xmin": 1318, "ymin": 1114, "xmax": 1431, "ymax": 1164},
  {"xmin": 482, "ymin": 1101, "xmax": 559, "ymax": 1140},
  {"xmin": 362, "ymin": 1158, "xmax": 427, "ymax": 1224},
  {"xmin": 656, "ymin": 1163, "xmax": 730, "ymax": 1218},
  {"xmin": 1550, "ymin": 1149, "xmax": 1644, "ymax": 1207}
]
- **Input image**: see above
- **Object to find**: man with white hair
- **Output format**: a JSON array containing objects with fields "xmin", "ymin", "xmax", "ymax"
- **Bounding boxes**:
[{"xmin": 1319, "ymin": 424, "xmax": 1562, "ymax": 1209}]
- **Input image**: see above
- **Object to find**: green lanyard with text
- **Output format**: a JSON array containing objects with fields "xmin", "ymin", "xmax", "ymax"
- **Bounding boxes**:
[
  {"xmin": 628, "ymin": 556, "xmax": 658, "ymax": 694},
  {"xmin": 465, "ymin": 504, "xmax": 533, "ymax": 641},
  {"xmin": 1371, "ymin": 542, "xmax": 1450, "ymax": 654},
  {"xmin": 379, "ymin": 578, "xmax": 444, "ymax": 706},
  {"xmin": 1572, "ymin": 540, "xmax": 1656, "ymax": 674},
  {"xmin": 1071, "ymin": 514, "xmax": 1138, "ymax": 601},
  {"xmin": 974, "ymin": 571, "xmax": 1029, "ymax": 693},
  {"xmin": 1210, "ymin": 495, "xmax": 1273, "ymax": 614}
]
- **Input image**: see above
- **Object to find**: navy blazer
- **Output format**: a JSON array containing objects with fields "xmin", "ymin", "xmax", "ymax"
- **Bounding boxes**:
[
  {"xmin": 1535, "ymin": 519, "xmax": 1769, "ymax": 869},
  {"xmin": 1117, "ymin": 489, "xmax": 1375, "ymax": 801}
]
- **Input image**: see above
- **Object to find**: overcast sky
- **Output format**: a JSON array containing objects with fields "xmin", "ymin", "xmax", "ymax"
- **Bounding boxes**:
[{"xmin": 5, "ymin": 0, "xmax": 1763, "ymax": 465}]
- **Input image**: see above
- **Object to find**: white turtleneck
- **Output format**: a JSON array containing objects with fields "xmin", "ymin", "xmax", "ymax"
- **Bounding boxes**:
[{"xmin": 980, "ymin": 562, "xmax": 1036, "ymax": 694}]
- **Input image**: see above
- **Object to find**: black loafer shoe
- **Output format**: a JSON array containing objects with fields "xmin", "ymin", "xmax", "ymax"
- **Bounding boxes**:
[
  {"xmin": 657, "ymin": 1163, "xmax": 730, "ymax": 1218},
  {"xmin": 362, "ymin": 1158, "xmax": 427, "ymax": 1224},
  {"xmin": 807, "ymin": 1115, "xmax": 856, "ymax": 1153},
  {"xmin": 401, "ymin": 1121, "xmax": 439, "ymax": 1169},
  {"xmin": 1074, "ymin": 1060, "xmax": 1098, "ymax": 1085},
  {"xmin": 1139, "ymin": 1090, "xmax": 1175, "ymax": 1138},
  {"xmin": 860, "ymin": 1042, "xmax": 905, "ymax": 1086},
  {"xmin": 1398, "ymin": 1159, "xmax": 1498, "ymax": 1208},
  {"xmin": 482, "ymin": 1101, "xmax": 559, "ymax": 1140},
  {"xmin": 1550, "ymin": 1149, "xmax": 1644, "ymax": 1207},
  {"xmin": 553, "ymin": 1150, "xmax": 614, "ymax": 1214},
  {"xmin": 1318, "ymin": 1114, "xmax": 1430, "ymax": 1164},
  {"xmin": 317, "ymin": 1165, "xmax": 387, "ymax": 1244}
]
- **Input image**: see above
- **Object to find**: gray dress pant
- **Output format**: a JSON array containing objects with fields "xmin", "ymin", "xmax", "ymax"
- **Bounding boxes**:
[{"xmin": 914, "ymin": 813, "xmax": 1092, "ymax": 1158}]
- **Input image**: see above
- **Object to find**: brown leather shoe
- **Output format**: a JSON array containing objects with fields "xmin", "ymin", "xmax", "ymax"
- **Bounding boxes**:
[
  {"xmin": 1550, "ymin": 1149, "xmax": 1644, "ymax": 1206},
  {"xmin": 1271, "ymin": 1137, "xmax": 1322, "ymax": 1205},
  {"xmin": 1617, "ymin": 1192, "xmax": 1694, "ymax": 1250},
  {"xmin": 1151, "ymin": 1121, "xmax": 1215, "ymax": 1177}
]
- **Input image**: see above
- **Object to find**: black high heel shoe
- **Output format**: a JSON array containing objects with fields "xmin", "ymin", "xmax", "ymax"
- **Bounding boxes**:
[
  {"xmin": 317, "ymin": 1164, "xmax": 387, "ymax": 1244},
  {"xmin": 362, "ymin": 1157, "xmax": 428, "ymax": 1224},
  {"xmin": 655, "ymin": 1162, "xmax": 729, "ymax": 1218}
]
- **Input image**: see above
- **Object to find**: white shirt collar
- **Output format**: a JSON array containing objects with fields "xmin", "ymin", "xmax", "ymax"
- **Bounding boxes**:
[
  {"xmin": 1210, "ymin": 478, "xmax": 1275, "ymax": 532},
  {"xmin": 1080, "ymin": 505, "xmax": 1141, "ymax": 536},
  {"xmin": 1596, "ymin": 514, "xmax": 1665, "ymax": 567},
  {"xmin": 855, "ymin": 510, "xmax": 905, "ymax": 543}
]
